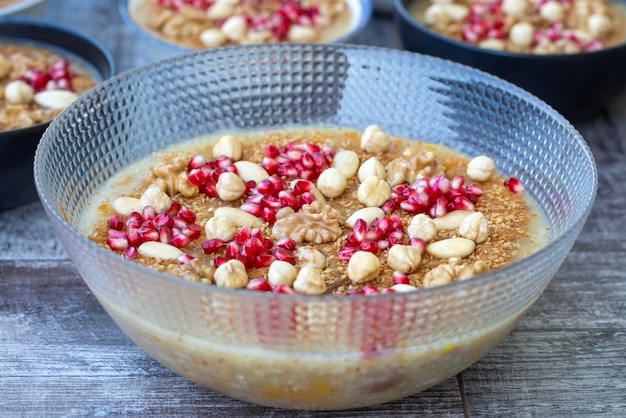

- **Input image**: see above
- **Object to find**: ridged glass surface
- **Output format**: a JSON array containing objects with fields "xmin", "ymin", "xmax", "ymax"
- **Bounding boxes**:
[{"xmin": 34, "ymin": 44, "xmax": 596, "ymax": 410}]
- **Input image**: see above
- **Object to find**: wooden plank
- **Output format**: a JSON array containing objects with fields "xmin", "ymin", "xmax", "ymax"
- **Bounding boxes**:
[{"xmin": 461, "ymin": 330, "xmax": 626, "ymax": 417}]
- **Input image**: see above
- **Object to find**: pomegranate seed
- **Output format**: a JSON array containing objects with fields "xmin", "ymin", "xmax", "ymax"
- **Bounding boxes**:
[
  {"xmin": 345, "ymin": 232, "xmax": 360, "ymax": 246},
  {"xmin": 188, "ymin": 168, "xmax": 207, "ymax": 185},
  {"xmin": 256, "ymin": 179, "xmax": 275, "ymax": 195},
  {"xmin": 300, "ymin": 192, "xmax": 315, "ymax": 204},
  {"xmin": 107, "ymin": 230, "xmax": 128, "ymax": 251},
  {"xmin": 451, "ymin": 196, "xmax": 475, "ymax": 211},
  {"xmin": 243, "ymin": 237, "xmax": 265, "ymax": 258},
  {"xmin": 275, "ymin": 237, "xmax": 297, "ymax": 250},
  {"xmin": 430, "ymin": 176, "xmax": 450, "ymax": 194},
  {"xmin": 353, "ymin": 219, "xmax": 367, "ymax": 242},
  {"xmin": 466, "ymin": 183, "xmax": 484, "ymax": 196},
  {"xmin": 226, "ymin": 242, "xmax": 240, "ymax": 258},
  {"xmin": 177, "ymin": 253, "xmax": 195, "ymax": 265},
  {"xmin": 381, "ymin": 288, "xmax": 396, "ymax": 294},
  {"xmin": 182, "ymin": 224, "xmax": 201, "ymax": 240},
  {"xmin": 123, "ymin": 246, "xmax": 137, "ymax": 260},
  {"xmin": 167, "ymin": 202, "xmax": 181, "ymax": 216},
  {"xmin": 451, "ymin": 175, "xmax": 465, "ymax": 190},
  {"xmin": 278, "ymin": 190, "xmax": 299, "ymax": 209},
  {"xmin": 273, "ymin": 247, "xmax": 296, "ymax": 264},
  {"xmin": 107, "ymin": 215, "xmax": 125, "ymax": 231},
  {"xmin": 253, "ymin": 253, "xmax": 275, "ymax": 268},
  {"xmin": 172, "ymin": 217, "xmax": 188, "ymax": 230},
  {"xmin": 364, "ymin": 229, "xmax": 384, "ymax": 242},
  {"xmin": 504, "ymin": 177, "xmax": 526, "ymax": 194},
  {"xmin": 241, "ymin": 202, "xmax": 263, "ymax": 217},
  {"xmin": 141, "ymin": 219, "xmax": 156, "ymax": 230},
  {"xmin": 200, "ymin": 183, "xmax": 218, "ymax": 198},
  {"xmin": 177, "ymin": 206, "xmax": 196, "ymax": 223},
  {"xmin": 277, "ymin": 165, "xmax": 299, "ymax": 178},
  {"xmin": 400, "ymin": 200, "xmax": 422, "ymax": 214},
  {"xmin": 430, "ymin": 197, "xmax": 449, "ymax": 218},
  {"xmin": 362, "ymin": 285, "xmax": 380, "ymax": 295},
  {"xmin": 126, "ymin": 211, "xmax": 142, "ymax": 224},
  {"xmin": 387, "ymin": 228, "xmax": 404, "ymax": 244},
  {"xmin": 359, "ymin": 241, "xmax": 378, "ymax": 254},
  {"xmin": 292, "ymin": 179, "xmax": 313, "ymax": 194},
  {"xmin": 214, "ymin": 256, "xmax": 228, "ymax": 268},
  {"xmin": 264, "ymin": 144, "xmax": 281, "ymax": 158},
  {"xmin": 346, "ymin": 289, "xmax": 365, "ymax": 295},
  {"xmin": 409, "ymin": 238, "xmax": 426, "ymax": 255},
  {"xmin": 169, "ymin": 233, "xmax": 191, "ymax": 249},
  {"xmin": 153, "ymin": 212, "xmax": 174, "ymax": 227},
  {"xmin": 137, "ymin": 227, "xmax": 159, "ymax": 242},
  {"xmin": 244, "ymin": 180, "xmax": 256, "ymax": 193},
  {"xmin": 338, "ymin": 246, "xmax": 357, "ymax": 261},
  {"xmin": 234, "ymin": 226, "xmax": 251, "ymax": 244},
  {"xmin": 377, "ymin": 240, "xmax": 390, "ymax": 250},
  {"xmin": 272, "ymin": 284, "xmax": 296, "ymax": 294},
  {"xmin": 188, "ymin": 155, "xmax": 207, "ymax": 170},
  {"xmin": 262, "ymin": 157, "xmax": 279, "ymax": 174},
  {"xmin": 393, "ymin": 271, "xmax": 410, "ymax": 285},
  {"xmin": 246, "ymin": 193, "xmax": 264, "ymax": 205},
  {"xmin": 261, "ymin": 195, "xmax": 282, "ymax": 209},
  {"xmin": 201, "ymin": 239, "xmax": 223, "ymax": 254},
  {"xmin": 126, "ymin": 228, "xmax": 141, "ymax": 247},
  {"xmin": 158, "ymin": 226, "xmax": 171, "ymax": 243},
  {"xmin": 261, "ymin": 207, "xmax": 277, "ymax": 224},
  {"xmin": 381, "ymin": 199, "xmax": 397, "ymax": 214},
  {"xmin": 246, "ymin": 278, "xmax": 272, "ymax": 291}
]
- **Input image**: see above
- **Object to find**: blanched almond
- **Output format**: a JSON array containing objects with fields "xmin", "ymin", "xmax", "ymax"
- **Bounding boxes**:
[
  {"xmin": 433, "ymin": 210, "xmax": 475, "ymax": 231},
  {"xmin": 112, "ymin": 196, "xmax": 141, "ymax": 216},
  {"xmin": 346, "ymin": 207, "xmax": 385, "ymax": 227},
  {"xmin": 137, "ymin": 241, "xmax": 183, "ymax": 260},
  {"xmin": 34, "ymin": 90, "xmax": 79, "ymax": 109},
  {"xmin": 214, "ymin": 207, "xmax": 263, "ymax": 227},
  {"xmin": 233, "ymin": 161, "xmax": 269, "ymax": 183},
  {"xmin": 426, "ymin": 238, "xmax": 475, "ymax": 259}
]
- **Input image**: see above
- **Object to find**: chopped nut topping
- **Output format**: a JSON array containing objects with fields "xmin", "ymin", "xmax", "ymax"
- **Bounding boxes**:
[{"xmin": 272, "ymin": 201, "xmax": 343, "ymax": 244}]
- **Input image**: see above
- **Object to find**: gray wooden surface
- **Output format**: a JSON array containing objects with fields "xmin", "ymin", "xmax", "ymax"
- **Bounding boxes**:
[{"xmin": 1, "ymin": 1, "xmax": 626, "ymax": 416}]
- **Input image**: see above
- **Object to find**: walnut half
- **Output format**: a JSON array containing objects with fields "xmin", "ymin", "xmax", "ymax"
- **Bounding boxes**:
[{"xmin": 272, "ymin": 201, "xmax": 343, "ymax": 244}]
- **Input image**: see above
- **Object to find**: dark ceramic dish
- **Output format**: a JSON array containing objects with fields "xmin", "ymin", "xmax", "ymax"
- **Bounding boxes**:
[
  {"xmin": 393, "ymin": 0, "xmax": 626, "ymax": 120},
  {"xmin": 0, "ymin": 17, "xmax": 114, "ymax": 211}
]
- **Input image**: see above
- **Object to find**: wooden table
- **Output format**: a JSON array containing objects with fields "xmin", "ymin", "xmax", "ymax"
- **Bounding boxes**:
[{"xmin": 2, "ymin": 1, "xmax": 625, "ymax": 416}]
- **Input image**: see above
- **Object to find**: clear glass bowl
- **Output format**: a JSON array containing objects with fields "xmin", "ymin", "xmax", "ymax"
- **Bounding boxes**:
[{"xmin": 34, "ymin": 44, "xmax": 596, "ymax": 410}]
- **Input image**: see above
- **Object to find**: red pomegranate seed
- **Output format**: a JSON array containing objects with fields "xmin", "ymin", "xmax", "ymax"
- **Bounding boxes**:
[
  {"xmin": 275, "ymin": 237, "xmax": 297, "ymax": 250},
  {"xmin": 141, "ymin": 219, "xmax": 156, "ymax": 230},
  {"xmin": 256, "ymin": 179, "xmax": 275, "ymax": 195},
  {"xmin": 364, "ymin": 229, "xmax": 384, "ymax": 242},
  {"xmin": 241, "ymin": 202, "xmax": 263, "ymax": 217},
  {"xmin": 362, "ymin": 285, "xmax": 380, "ymax": 295},
  {"xmin": 272, "ymin": 284, "xmax": 296, "ymax": 294},
  {"xmin": 451, "ymin": 175, "xmax": 465, "ymax": 190},
  {"xmin": 338, "ymin": 246, "xmax": 358, "ymax": 261},
  {"xmin": 188, "ymin": 155, "xmax": 207, "ymax": 170},
  {"xmin": 182, "ymin": 224, "xmax": 201, "ymax": 240},
  {"xmin": 278, "ymin": 190, "xmax": 299, "ymax": 209},
  {"xmin": 126, "ymin": 229, "xmax": 141, "ymax": 247},
  {"xmin": 177, "ymin": 206, "xmax": 196, "ymax": 223},
  {"xmin": 214, "ymin": 256, "xmax": 228, "ymax": 268},
  {"xmin": 300, "ymin": 192, "xmax": 315, "ymax": 204},
  {"xmin": 504, "ymin": 177, "xmax": 526, "ymax": 194},
  {"xmin": 264, "ymin": 144, "xmax": 281, "ymax": 158},
  {"xmin": 158, "ymin": 226, "xmax": 171, "ymax": 243},
  {"xmin": 172, "ymin": 217, "xmax": 188, "ymax": 231},
  {"xmin": 261, "ymin": 207, "xmax": 277, "ymax": 224},
  {"xmin": 377, "ymin": 240, "xmax": 390, "ymax": 250},
  {"xmin": 381, "ymin": 199, "xmax": 397, "ymax": 214},
  {"xmin": 246, "ymin": 193, "xmax": 264, "ymax": 205},
  {"xmin": 141, "ymin": 206, "xmax": 156, "ymax": 220},
  {"xmin": 345, "ymin": 232, "xmax": 360, "ymax": 246},
  {"xmin": 409, "ymin": 238, "xmax": 426, "ymax": 255},
  {"xmin": 277, "ymin": 165, "xmax": 299, "ymax": 178},
  {"xmin": 292, "ymin": 179, "xmax": 313, "ymax": 194},
  {"xmin": 153, "ymin": 212, "xmax": 174, "ymax": 227},
  {"xmin": 245, "ymin": 180, "xmax": 256, "ymax": 194},
  {"xmin": 246, "ymin": 278, "xmax": 273, "ymax": 291},
  {"xmin": 451, "ymin": 196, "xmax": 476, "ymax": 211},
  {"xmin": 201, "ymin": 238, "xmax": 223, "ymax": 254},
  {"xmin": 243, "ymin": 237, "xmax": 265, "ymax": 257},
  {"xmin": 123, "ymin": 246, "xmax": 137, "ymax": 260},
  {"xmin": 107, "ymin": 215, "xmax": 125, "ymax": 231},
  {"xmin": 393, "ymin": 271, "xmax": 410, "ymax": 285},
  {"xmin": 353, "ymin": 219, "xmax": 367, "ymax": 242},
  {"xmin": 188, "ymin": 168, "xmax": 207, "ymax": 185},
  {"xmin": 126, "ymin": 211, "xmax": 142, "ymax": 224},
  {"xmin": 177, "ymin": 253, "xmax": 195, "ymax": 265},
  {"xmin": 200, "ymin": 183, "xmax": 218, "ymax": 198},
  {"xmin": 169, "ymin": 233, "xmax": 191, "ymax": 249},
  {"xmin": 226, "ymin": 242, "xmax": 240, "ymax": 258},
  {"xmin": 359, "ymin": 241, "xmax": 378, "ymax": 254},
  {"xmin": 399, "ymin": 200, "xmax": 422, "ymax": 214},
  {"xmin": 387, "ymin": 228, "xmax": 404, "ymax": 245},
  {"xmin": 167, "ymin": 202, "xmax": 181, "ymax": 216},
  {"xmin": 253, "ymin": 253, "xmax": 275, "ymax": 268},
  {"xmin": 234, "ymin": 226, "xmax": 251, "ymax": 244},
  {"xmin": 381, "ymin": 288, "xmax": 396, "ymax": 294},
  {"xmin": 137, "ymin": 227, "xmax": 159, "ymax": 242},
  {"xmin": 346, "ymin": 289, "xmax": 365, "ymax": 295},
  {"xmin": 429, "ymin": 197, "xmax": 449, "ymax": 218},
  {"xmin": 107, "ymin": 230, "xmax": 128, "ymax": 251},
  {"xmin": 262, "ymin": 157, "xmax": 279, "ymax": 174},
  {"xmin": 430, "ymin": 176, "xmax": 450, "ymax": 194},
  {"xmin": 273, "ymin": 247, "xmax": 296, "ymax": 264},
  {"xmin": 261, "ymin": 195, "xmax": 282, "ymax": 209}
]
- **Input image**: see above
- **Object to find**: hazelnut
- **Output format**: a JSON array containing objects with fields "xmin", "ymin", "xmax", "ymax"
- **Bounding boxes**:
[
  {"xmin": 200, "ymin": 28, "xmax": 228, "ymax": 47},
  {"xmin": 390, "ymin": 283, "xmax": 418, "ymax": 292},
  {"xmin": 5, "ymin": 80, "xmax": 34, "ymax": 104},
  {"xmin": 443, "ymin": 4, "xmax": 469, "ymax": 22},
  {"xmin": 317, "ymin": 167, "xmax": 347, "ymax": 198},
  {"xmin": 502, "ymin": 0, "xmax": 528, "ymax": 16},
  {"xmin": 205, "ymin": 216, "xmax": 238, "ymax": 241},
  {"xmin": 212, "ymin": 135, "xmax": 243, "ymax": 161},
  {"xmin": 347, "ymin": 251, "xmax": 380, "ymax": 283},
  {"xmin": 357, "ymin": 157, "xmax": 386, "ymax": 182},
  {"xmin": 268, "ymin": 260, "xmax": 297, "ymax": 287},
  {"xmin": 176, "ymin": 171, "xmax": 199, "ymax": 198},
  {"xmin": 387, "ymin": 244, "xmax": 422, "ymax": 274},
  {"xmin": 588, "ymin": 14, "xmax": 612, "ymax": 38},
  {"xmin": 293, "ymin": 267, "xmax": 326, "ymax": 295},
  {"xmin": 510, "ymin": 22, "xmax": 534, "ymax": 47},
  {"xmin": 458, "ymin": 212, "xmax": 489, "ymax": 244},
  {"xmin": 216, "ymin": 172, "xmax": 246, "ymax": 201},
  {"xmin": 206, "ymin": 0, "xmax": 236, "ymax": 20},
  {"xmin": 214, "ymin": 259, "xmax": 248, "ymax": 288},
  {"xmin": 408, "ymin": 214, "xmax": 437, "ymax": 242},
  {"xmin": 423, "ymin": 264, "xmax": 455, "ymax": 288},
  {"xmin": 220, "ymin": 15, "xmax": 247, "ymax": 42},
  {"xmin": 139, "ymin": 186, "xmax": 172, "ymax": 213},
  {"xmin": 296, "ymin": 246, "xmax": 326, "ymax": 269},
  {"xmin": 540, "ymin": 1, "xmax": 564, "ymax": 22},
  {"xmin": 467, "ymin": 155, "xmax": 496, "ymax": 182},
  {"xmin": 360, "ymin": 125, "xmax": 390, "ymax": 154},
  {"xmin": 479, "ymin": 39, "xmax": 506, "ymax": 51},
  {"xmin": 332, "ymin": 150, "xmax": 360, "ymax": 179},
  {"xmin": 357, "ymin": 176, "xmax": 391, "ymax": 207},
  {"xmin": 287, "ymin": 25, "xmax": 318, "ymax": 42}
]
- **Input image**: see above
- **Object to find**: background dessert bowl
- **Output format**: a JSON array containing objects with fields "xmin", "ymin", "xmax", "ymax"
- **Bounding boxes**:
[
  {"xmin": 0, "ymin": 0, "xmax": 46, "ymax": 17},
  {"xmin": 0, "ymin": 17, "xmax": 114, "ymax": 210},
  {"xmin": 119, "ymin": 0, "xmax": 373, "ymax": 63},
  {"xmin": 393, "ymin": 0, "xmax": 626, "ymax": 120},
  {"xmin": 34, "ymin": 44, "xmax": 595, "ymax": 410}
]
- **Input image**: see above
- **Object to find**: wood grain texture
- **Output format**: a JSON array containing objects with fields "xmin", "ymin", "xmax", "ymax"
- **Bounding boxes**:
[{"xmin": 1, "ymin": 0, "xmax": 626, "ymax": 416}]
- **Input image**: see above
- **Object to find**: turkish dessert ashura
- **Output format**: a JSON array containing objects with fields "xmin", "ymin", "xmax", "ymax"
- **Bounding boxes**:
[
  {"xmin": 0, "ymin": 43, "xmax": 96, "ymax": 130},
  {"xmin": 83, "ymin": 126, "xmax": 548, "ymax": 296},
  {"xmin": 412, "ymin": 0, "xmax": 626, "ymax": 54},
  {"xmin": 127, "ymin": 0, "xmax": 353, "ymax": 48}
]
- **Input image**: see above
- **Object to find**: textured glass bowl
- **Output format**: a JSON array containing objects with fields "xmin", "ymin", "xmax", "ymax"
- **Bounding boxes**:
[{"xmin": 35, "ymin": 44, "xmax": 596, "ymax": 410}]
